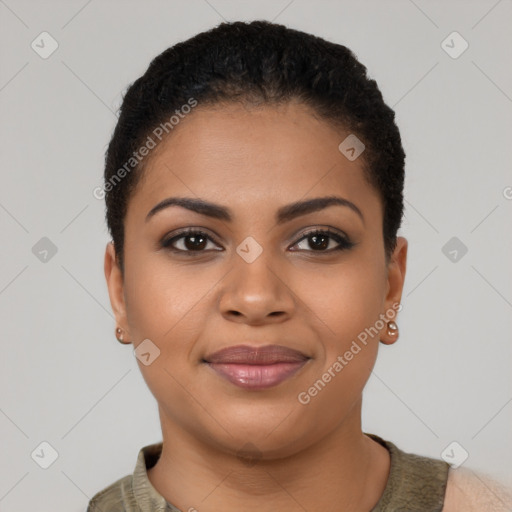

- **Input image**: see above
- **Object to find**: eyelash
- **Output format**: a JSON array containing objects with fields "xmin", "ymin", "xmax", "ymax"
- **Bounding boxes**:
[{"xmin": 160, "ymin": 228, "xmax": 355, "ymax": 255}]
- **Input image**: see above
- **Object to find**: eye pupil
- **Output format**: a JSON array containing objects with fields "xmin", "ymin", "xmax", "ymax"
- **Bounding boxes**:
[
  {"xmin": 185, "ymin": 234, "xmax": 207, "ymax": 250},
  {"xmin": 309, "ymin": 234, "xmax": 329, "ymax": 250}
]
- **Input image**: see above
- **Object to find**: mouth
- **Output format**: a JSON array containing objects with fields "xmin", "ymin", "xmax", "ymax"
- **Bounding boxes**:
[{"xmin": 203, "ymin": 344, "xmax": 310, "ymax": 390}]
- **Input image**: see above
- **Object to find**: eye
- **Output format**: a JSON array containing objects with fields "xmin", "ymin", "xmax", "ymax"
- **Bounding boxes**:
[
  {"xmin": 161, "ymin": 227, "xmax": 355, "ymax": 255},
  {"xmin": 161, "ymin": 229, "xmax": 222, "ymax": 254},
  {"xmin": 290, "ymin": 229, "xmax": 355, "ymax": 253}
]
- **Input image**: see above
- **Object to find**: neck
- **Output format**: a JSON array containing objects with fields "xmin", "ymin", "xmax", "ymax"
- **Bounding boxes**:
[{"xmin": 147, "ymin": 400, "xmax": 390, "ymax": 512}]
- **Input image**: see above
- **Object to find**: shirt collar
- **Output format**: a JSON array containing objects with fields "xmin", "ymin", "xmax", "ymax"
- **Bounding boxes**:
[
  {"xmin": 132, "ymin": 442, "xmax": 180, "ymax": 511},
  {"xmin": 131, "ymin": 436, "xmax": 403, "ymax": 511}
]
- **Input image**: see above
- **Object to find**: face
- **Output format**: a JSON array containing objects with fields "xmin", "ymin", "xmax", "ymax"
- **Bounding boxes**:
[{"xmin": 105, "ymin": 100, "xmax": 407, "ymax": 460}]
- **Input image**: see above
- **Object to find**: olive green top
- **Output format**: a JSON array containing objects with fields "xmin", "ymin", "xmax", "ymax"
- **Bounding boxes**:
[{"xmin": 87, "ymin": 432, "xmax": 450, "ymax": 511}]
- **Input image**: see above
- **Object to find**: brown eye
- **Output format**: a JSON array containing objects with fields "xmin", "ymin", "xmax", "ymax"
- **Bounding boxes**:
[
  {"xmin": 161, "ymin": 229, "xmax": 222, "ymax": 253},
  {"xmin": 291, "ymin": 229, "xmax": 354, "ymax": 252}
]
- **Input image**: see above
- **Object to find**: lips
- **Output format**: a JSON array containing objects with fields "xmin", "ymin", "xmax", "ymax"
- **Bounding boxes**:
[{"xmin": 203, "ymin": 345, "xmax": 310, "ymax": 390}]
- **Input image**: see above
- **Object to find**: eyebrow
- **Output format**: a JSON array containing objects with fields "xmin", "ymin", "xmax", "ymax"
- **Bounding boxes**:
[{"xmin": 145, "ymin": 195, "xmax": 365, "ymax": 225}]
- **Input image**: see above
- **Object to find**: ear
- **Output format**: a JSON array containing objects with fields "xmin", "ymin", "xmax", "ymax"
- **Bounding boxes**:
[
  {"xmin": 380, "ymin": 236, "xmax": 407, "ymax": 345},
  {"xmin": 104, "ymin": 241, "xmax": 131, "ymax": 343}
]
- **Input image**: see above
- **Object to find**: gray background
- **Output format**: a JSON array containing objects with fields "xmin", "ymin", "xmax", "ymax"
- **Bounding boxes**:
[{"xmin": 1, "ymin": 0, "xmax": 511, "ymax": 510}]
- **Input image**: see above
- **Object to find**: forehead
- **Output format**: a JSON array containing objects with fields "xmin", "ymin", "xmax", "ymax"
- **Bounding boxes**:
[{"xmin": 127, "ymin": 101, "xmax": 381, "ymax": 222}]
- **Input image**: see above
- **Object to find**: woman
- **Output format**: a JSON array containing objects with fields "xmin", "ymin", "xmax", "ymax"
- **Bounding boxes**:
[{"xmin": 88, "ymin": 20, "xmax": 511, "ymax": 511}]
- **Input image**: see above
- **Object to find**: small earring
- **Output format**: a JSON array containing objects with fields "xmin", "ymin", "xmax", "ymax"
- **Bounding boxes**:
[
  {"xmin": 116, "ymin": 327, "xmax": 127, "ymax": 344},
  {"xmin": 387, "ymin": 321, "xmax": 399, "ymax": 337}
]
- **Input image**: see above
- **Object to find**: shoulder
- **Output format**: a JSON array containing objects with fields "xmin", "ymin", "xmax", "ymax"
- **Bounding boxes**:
[
  {"xmin": 442, "ymin": 467, "xmax": 512, "ymax": 512},
  {"xmin": 367, "ymin": 434, "xmax": 450, "ymax": 511},
  {"xmin": 87, "ymin": 474, "xmax": 136, "ymax": 512}
]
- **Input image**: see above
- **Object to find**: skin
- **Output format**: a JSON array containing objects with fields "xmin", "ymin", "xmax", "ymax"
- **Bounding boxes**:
[{"xmin": 104, "ymin": 99, "xmax": 408, "ymax": 512}]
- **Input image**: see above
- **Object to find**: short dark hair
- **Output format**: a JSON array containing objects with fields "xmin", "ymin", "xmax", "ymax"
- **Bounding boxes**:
[{"xmin": 104, "ymin": 20, "xmax": 405, "ymax": 274}]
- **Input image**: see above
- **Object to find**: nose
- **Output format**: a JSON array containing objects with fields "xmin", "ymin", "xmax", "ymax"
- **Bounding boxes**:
[{"xmin": 219, "ymin": 249, "xmax": 296, "ymax": 325}]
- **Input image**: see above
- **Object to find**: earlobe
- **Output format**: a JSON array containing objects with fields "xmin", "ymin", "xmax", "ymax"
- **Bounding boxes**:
[
  {"xmin": 380, "ymin": 236, "xmax": 408, "ymax": 345},
  {"xmin": 104, "ymin": 241, "xmax": 130, "ymax": 342},
  {"xmin": 380, "ymin": 320, "xmax": 399, "ymax": 345}
]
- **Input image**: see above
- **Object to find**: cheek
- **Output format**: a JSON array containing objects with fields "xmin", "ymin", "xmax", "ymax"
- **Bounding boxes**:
[
  {"xmin": 294, "ymin": 254, "xmax": 387, "ymax": 344},
  {"xmin": 123, "ymin": 253, "xmax": 215, "ymax": 342},
  {"xmin": 295, "ymin": 263, "xmax": 385, "ymax": 422},
  {"xmin": 297, "ymin": 254, "xmax": 386, "ymax": 397},
  {"xmin": 121, "ymin": 254, "xmax": 217, "ymax": 393},
  {"xmin": 294, "ymin": 343, "xmax": 377, "ymax": 441},
  {"xmin": 122, "ymin": 259, "xmax": 208, "ymax": 424}
]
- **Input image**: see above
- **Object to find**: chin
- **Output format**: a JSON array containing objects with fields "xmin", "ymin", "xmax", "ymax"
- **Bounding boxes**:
[{"xmin": 198, "ymin": 405, "xmax": 320, "ymax": 460}]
